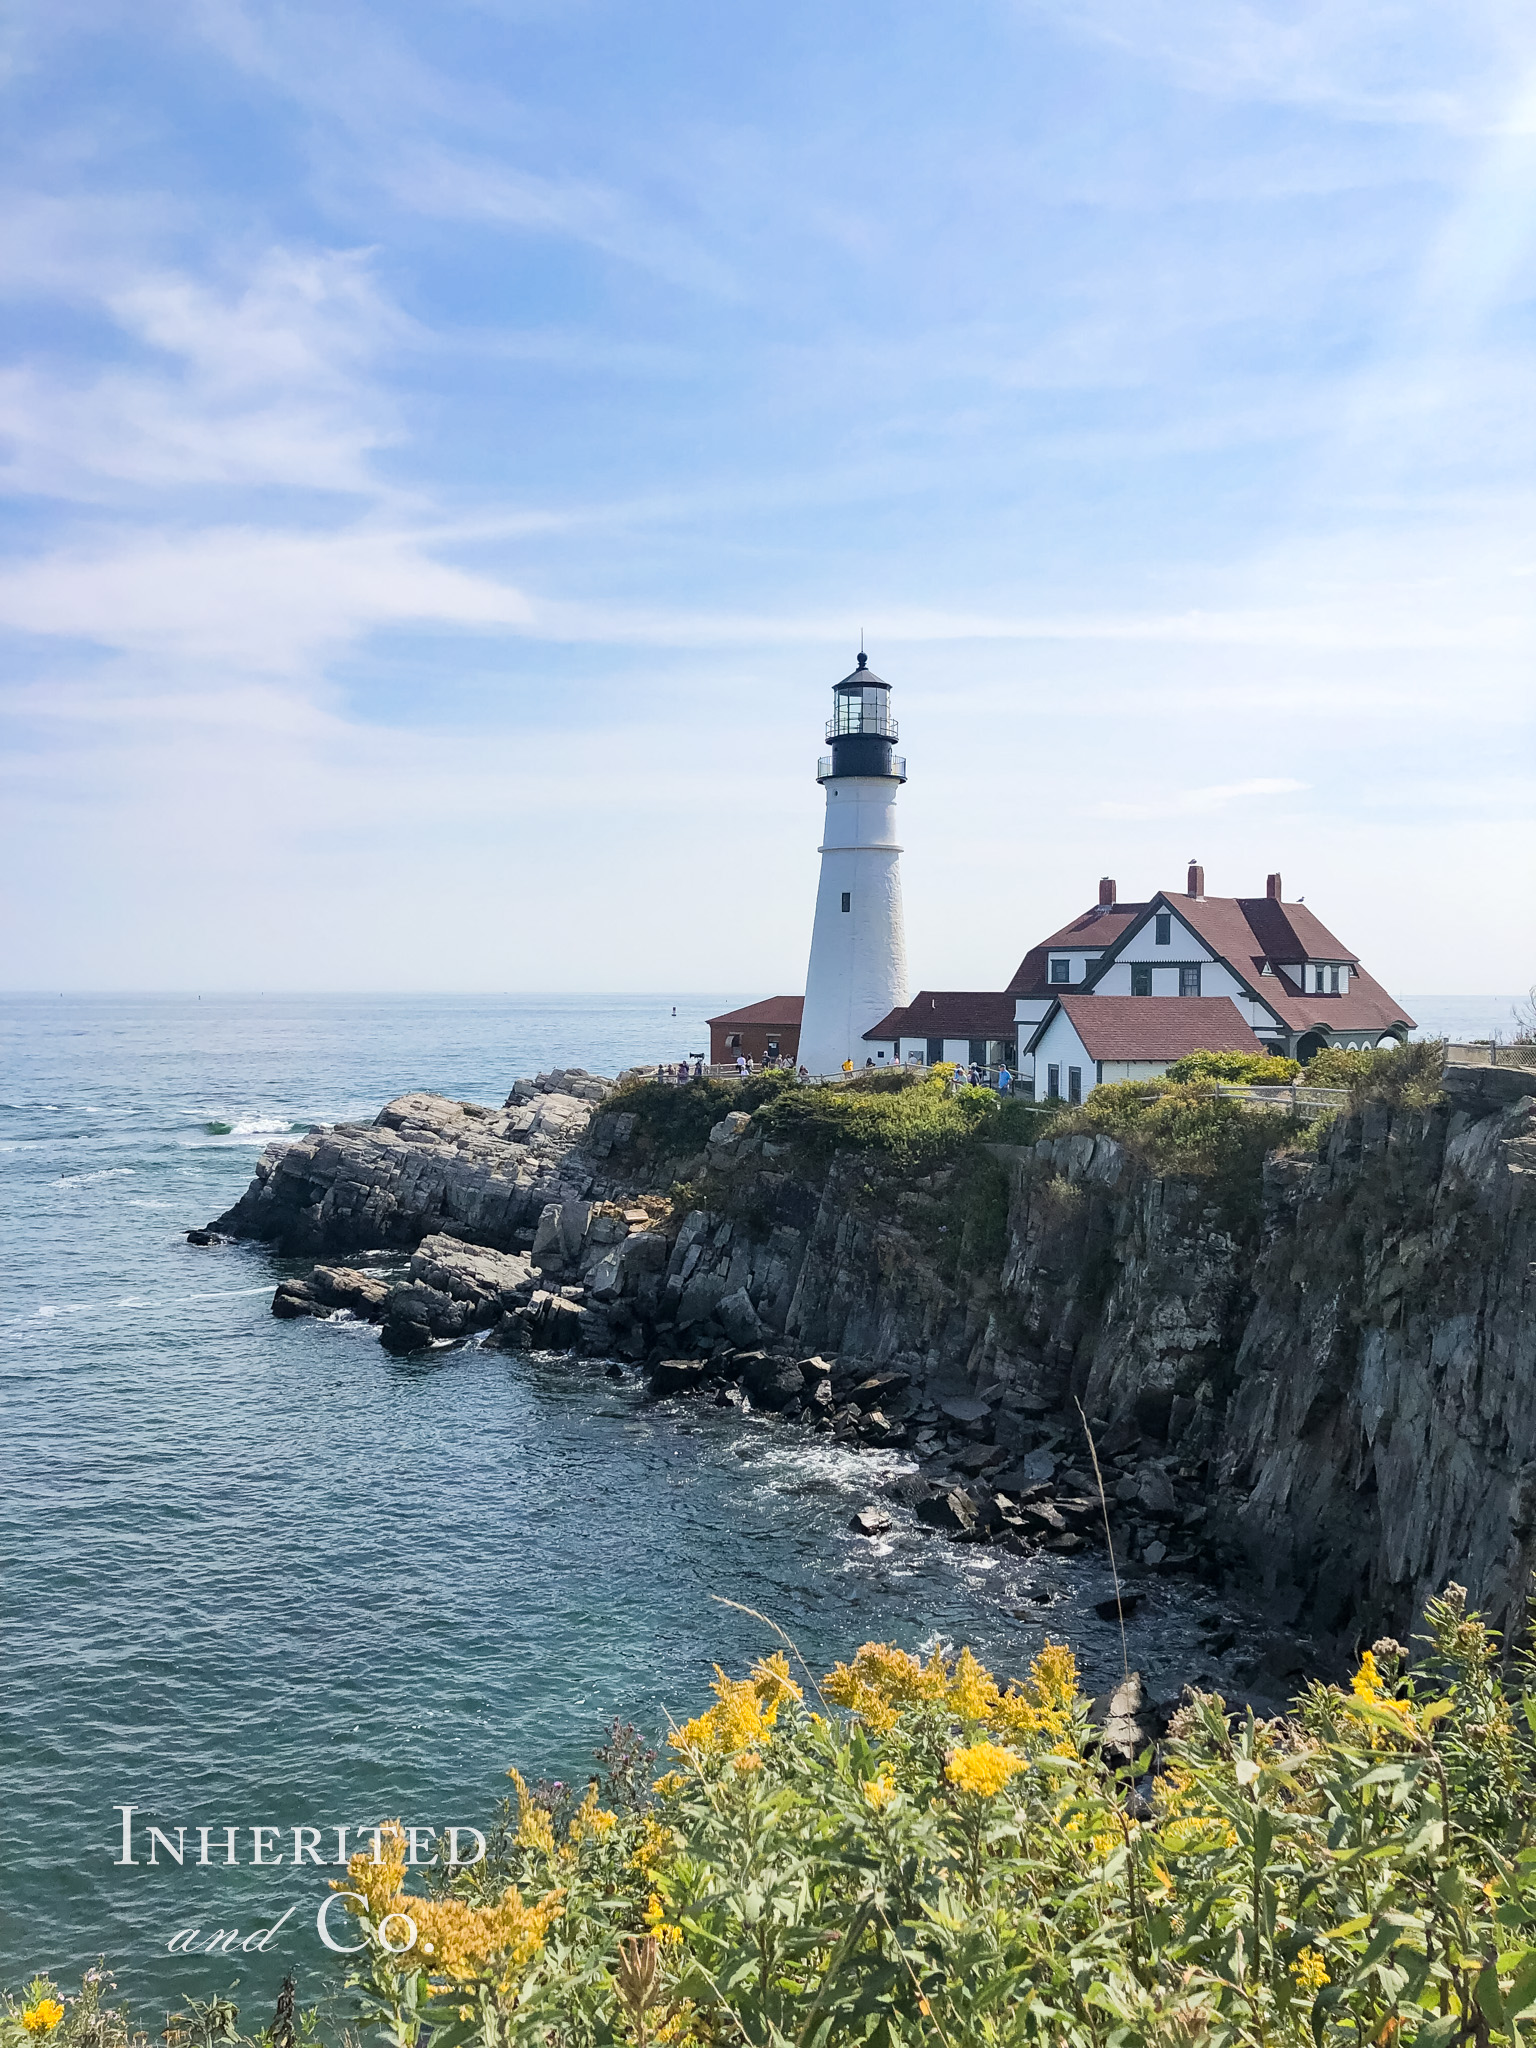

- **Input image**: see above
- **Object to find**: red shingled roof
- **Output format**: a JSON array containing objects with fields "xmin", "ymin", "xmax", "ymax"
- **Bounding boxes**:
[
  {"xmin": 706, "ymin": 996, "xmax": 805, "ymax": 1028},
  {"xmin": 1034, "ymin": 996, "xmax": 1263, "ymax": 1062},
  {"xmin": 1106, "ymin": 895, "xmax": 1414, "ymax": 1036},
  {"xmin": 863, "ymin": 991, "xmax": 1019, "ymax": 1041},
  {"xmin": 1007, "ymin": 904, "xmax": 1149, "ymax": 995}
]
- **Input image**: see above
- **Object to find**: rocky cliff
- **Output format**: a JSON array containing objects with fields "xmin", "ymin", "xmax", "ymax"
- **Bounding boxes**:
[{"xmin": 207, "ymin": 1059, "xmax": 1536, "ymax": 1659}]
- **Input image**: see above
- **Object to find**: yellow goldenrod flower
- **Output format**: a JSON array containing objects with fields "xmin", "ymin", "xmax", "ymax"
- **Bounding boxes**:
[
  {"xmin": 669, "ymin": 1652, "xmax": 802, "ymax": 1759},
  {"xmin": 335, "ymin": 1818, "xmax": 562, "ymax": 1987},
  {"xmin": 863, "ymin": 1771, "xmax": 898, "ymax": 1811},
  {"xmin": 946, "ymin": 1741, "xmax": 1025, "ymax": 1798},
  {"xmin": 643, "ymin": 1891, "xmax": 683, "ymax": 1947},
  {"xmin": 21, "ymin": 2001, "xmax": 65, "ymax": 2034},
  {"xmin": 651, "ymin": 1771, "xmax": 687, "ymax": 1797},
  {"xmin": 507, "ymin": 1770, "xmax": 557, "ymax": 1858},
  {"xmin": 1291, "ymin": 1947, "xmax": 1329, "ymax": 1994}
]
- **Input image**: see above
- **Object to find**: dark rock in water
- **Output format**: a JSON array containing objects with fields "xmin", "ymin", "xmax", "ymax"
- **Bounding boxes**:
[
  {"xmin": 185, "ymin": 1229, "xmax": 226, "ymax": 1247},
  {"xmin": 651, "ymin": 1358, "xmax": 708, "ymax": 1396},
  {"xmin": 849, "ymin": 1506, "xmax": 892, "ymax": 1537},
  {"xmin": 605, "ymin": 1363, "xmax": 625, "ymax": 1380},
  {"xmin": 272, "ymin": 1279, "xmax": 323, "ymax": 1319},
  {"xmin": 914, "ymin": 1487, "xmax": 976, "ymax": 1535},
  {"xmin": 739, "ymin": 1352, "xmax": 807, "ymax": 1410},
  {"xmin": 1095, "ymin": 1592, "xmax": 1142, "ymax": 1622},
  {"xmin": 380, "ymin": 1312, "xmax": 433, "ymax": 1355},
  {"xmin": 310, "ymin": 1265, "xmax": 392, "ymax": 1320}
]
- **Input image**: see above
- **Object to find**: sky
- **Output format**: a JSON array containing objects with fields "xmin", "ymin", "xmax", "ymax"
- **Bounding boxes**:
[{"xmin": 1, "ymin": 0, "xmax": 1533, "ymax": 996}]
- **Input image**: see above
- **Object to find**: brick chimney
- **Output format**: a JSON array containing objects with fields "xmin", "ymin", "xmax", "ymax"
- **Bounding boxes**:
[
  {"xmin": 1266, "ymin": 872, "xmax": 1282, "ymax": 900},
  {"xmin": 1098, "ymin": 876, "xmax": 1116, "ymax": 907},
  {"xmin": 1187, "ymin": 861, "xmax": 1204, "ymax": 899}
]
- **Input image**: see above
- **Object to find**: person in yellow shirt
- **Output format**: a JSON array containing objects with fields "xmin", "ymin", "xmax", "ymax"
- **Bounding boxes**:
[{"xmin": 841, "ymin": 1058, "xmax": 854, "ymax": 1078}]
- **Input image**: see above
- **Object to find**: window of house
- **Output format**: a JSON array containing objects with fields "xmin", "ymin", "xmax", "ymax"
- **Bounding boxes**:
[
  {"xmin": 727, "ymin": 1034, "xmax": 740, "ymax": 1049},
  {"xmin": 926, "ymin": 1037, "xmax": 943, "ymax": 1065},
  {"xmin": 1047, "ymin": 1063, "xmax": 1061, "ymax": 1099},
  {"xmin": 840, "ymin": 892, "xmax": 851, "ymax": 912},
  {"xmin": 1067, "ymin": 1066, "xmax": 1082, "ymax": 1104},
  {"xmin": 1049, "ymin": 958, "xmax": 1070, "ymax": 983},
  {"xmin": 1131, "ymin": 963, "xmax": 1152, "ymax": 996},
  {"xmin": 1155, "ymin": 913, "xmax": 1171, "ymax": 945},
  {"xmin": 1179, "ymin": 964, "xmax": 1201, "ymax": 997},
  {"xmin": 766, "ymin": 1038, "xmax": 779, "ymax": 1055},
  {"xmin": 968, "ymin": 1038, "xmax": 986, "ymax": 1065},
  {"xmin": 1328, "ymin": 965, "xmax": 1340, "ymax": 994}
]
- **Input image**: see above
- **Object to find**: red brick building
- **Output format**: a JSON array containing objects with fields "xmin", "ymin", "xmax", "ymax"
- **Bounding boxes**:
[{"xmin": 707, "ymin": 996, "xmax": 804, "ymax": 1066}]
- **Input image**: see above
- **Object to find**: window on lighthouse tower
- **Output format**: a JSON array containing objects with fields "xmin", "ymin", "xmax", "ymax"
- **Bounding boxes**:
[{"xmin": 841, "ymin": 892, "xmax": 851, "ymax": 912}]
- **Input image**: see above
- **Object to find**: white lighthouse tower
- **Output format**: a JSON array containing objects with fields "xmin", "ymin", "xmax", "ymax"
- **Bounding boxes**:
[{"xmin": 798, "ymin": 652, "xmax": 910, "ymax": 1075}]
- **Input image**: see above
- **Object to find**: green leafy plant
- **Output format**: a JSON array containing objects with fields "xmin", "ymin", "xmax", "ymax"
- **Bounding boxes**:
[{"xmin": 1164, "ymin": 1050, "xmax": 1301, "ymax": 1085}]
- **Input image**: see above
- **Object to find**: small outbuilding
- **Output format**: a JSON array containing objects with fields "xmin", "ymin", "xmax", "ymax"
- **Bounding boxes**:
[
  {"xmin": 1026, "ymin": 994, "xmax": 1264, "ymax": 1103},
  {"xmin": 707, "ymin": 996, "xmax": 804, "ymax": 1067}
]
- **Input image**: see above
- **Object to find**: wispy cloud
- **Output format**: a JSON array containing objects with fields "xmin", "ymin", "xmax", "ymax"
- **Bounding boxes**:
[{"xmin": 1093, "ymin": 776, "xmax": 1307, "ymax": 820}]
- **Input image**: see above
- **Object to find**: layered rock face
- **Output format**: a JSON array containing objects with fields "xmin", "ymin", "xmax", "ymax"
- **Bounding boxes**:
[
  {"xmin": 1211, "ymin": 1067, "xmax": 1536, "ymax": 1650},
  {"xmin": 998, "ymin": 1066, "xmax": 1536, "ymax": 1651}
]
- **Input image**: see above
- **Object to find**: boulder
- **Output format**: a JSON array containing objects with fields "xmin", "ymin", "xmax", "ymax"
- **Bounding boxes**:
[
  {"xmin": 309, "ymin": 1265, "xmax": 392, "ymax": 1320},
  {"xmin": 915, "ymin": 1488, "xmax": 980, "ymax": 1537},
  {"xmin": 850, "ymin": 1506, "xmax": 893, "ymax": 1538},
  {"xmin": 651, "ymin": 1358, "xmax": 709, "ymax": 1397},
  {"xmin": 716, "ymin": 1286, "xmax": 765, "ymax": 1348},
  {"xmin": 848, "ymin": 1370, "xmax": 913, "ymax": 1409},
  {"xmin": 1001, "ymin": 1447, "xmax": 1057, "ymax": 1492},
  {"xmin": 1137, "ymin": 1465, "xmax": 1178, "ymax": 1518},
  {"xmin": 272, "ymin": 1279, "xmax": 323, "ymax": 1319},
  {"xmin": 740, "ymin": 1352, "xmax": 807, "ymax": 1410},
  {"xmin": 939, "ymin": 1395, "xmax": 991, "ymax": 1425}
]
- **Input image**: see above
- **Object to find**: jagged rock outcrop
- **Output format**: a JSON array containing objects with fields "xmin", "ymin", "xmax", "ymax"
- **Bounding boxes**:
[{"xmin": 210, "ymin": 1086, "xmax": 603, "ymax": 1254}]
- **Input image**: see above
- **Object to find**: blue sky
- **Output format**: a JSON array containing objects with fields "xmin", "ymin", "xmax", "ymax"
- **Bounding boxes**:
[{"xmin": 2, "ymin": 0, "xmax": 1533, "ymax": 995}]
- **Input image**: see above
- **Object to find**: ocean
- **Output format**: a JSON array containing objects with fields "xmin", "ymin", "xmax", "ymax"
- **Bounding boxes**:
[{"xmin": 0, "ymin": 991, "xmax": 1514, "ymax": 2021}]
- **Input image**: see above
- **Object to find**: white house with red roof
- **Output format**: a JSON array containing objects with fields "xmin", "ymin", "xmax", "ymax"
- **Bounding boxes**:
[
  {"xmin": 1020, "ymin": 862, "xmax": 1414, "ymax": 1097},
  {"xmin": 859, "ymin": 862, "xmax": 1414, "ymax": 1096}
]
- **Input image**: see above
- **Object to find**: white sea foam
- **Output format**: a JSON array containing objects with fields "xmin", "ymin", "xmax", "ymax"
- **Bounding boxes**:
[{"xmin": 54, "ymin": 1166, "xmax": 135, "ymax": 1186}]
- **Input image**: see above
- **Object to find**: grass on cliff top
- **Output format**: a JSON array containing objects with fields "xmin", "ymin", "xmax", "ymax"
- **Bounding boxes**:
[
  {"xmin": 612, "ymin": 1067, "xmax": 1062, "ymax": 1175},
  {"xmin": 1045, "ymin": 1078, "xmax": 1307, "ymax": 1222},
  {"xmin": 17, "ymin": 1585, "xmax": 1536, "ymax": 2048}
]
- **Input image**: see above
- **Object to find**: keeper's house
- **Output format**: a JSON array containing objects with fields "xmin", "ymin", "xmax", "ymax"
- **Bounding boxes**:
[
  {"xmin": 1021, "ymin": 864, "xmax": 1414, "ymax": 1096},
  {"xmin": 707, "ymin": 996, "xmax": 803, "ymax": 1066}
]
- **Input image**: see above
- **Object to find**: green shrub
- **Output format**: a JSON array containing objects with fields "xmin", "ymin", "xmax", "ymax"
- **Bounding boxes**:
[
  {"xmin": 992, "ymin": 1097, "xmax": 1064, "ymax": 1145},
  {"xmin": 1165, "ymin": 1049, "xmax": 1301, "ymax": 1085},
  {"xmin": 1306, "ymin": 1040, "xmax": 1445, "ymax": 1111},
  {"xmin": 1050, "ymin": 1079, "xmax": 1305, "ymax": 1234},
  {"xmin": 22, "ymin": 1588, "xmax": 1536, "ymax": 2048},
  {"xmin": 753, "ymin": 1073, "xmax": 1001, "ymax": 1170}
]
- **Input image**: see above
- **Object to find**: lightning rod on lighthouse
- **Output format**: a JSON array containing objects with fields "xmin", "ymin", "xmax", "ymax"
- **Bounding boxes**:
[{"xmin": 797, "ymin": 652, "xmax": 910, "ymax": 1075}]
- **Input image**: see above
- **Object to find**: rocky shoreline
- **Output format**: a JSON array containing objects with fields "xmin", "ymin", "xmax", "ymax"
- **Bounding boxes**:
[{"xmin": 200, "ymin": 1052, "xmax": 1536, "ymax": 1701}]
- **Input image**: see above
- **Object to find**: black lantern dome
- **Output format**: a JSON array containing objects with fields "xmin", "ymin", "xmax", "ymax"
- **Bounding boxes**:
[{"xmin": 817, "ymin": 651, "xmax": 907, "ymax": 782}]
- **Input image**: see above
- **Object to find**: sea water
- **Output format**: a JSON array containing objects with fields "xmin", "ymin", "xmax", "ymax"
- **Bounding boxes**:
[{"xmin": 0, "ymin": 992, "xmax": 1510, "ymax": 2017}]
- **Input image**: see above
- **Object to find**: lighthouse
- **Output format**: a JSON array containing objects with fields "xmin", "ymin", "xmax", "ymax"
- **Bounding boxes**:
[{"xmin": 798, "ymin": 652, "xmax": 910, "ymax": 1075}]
